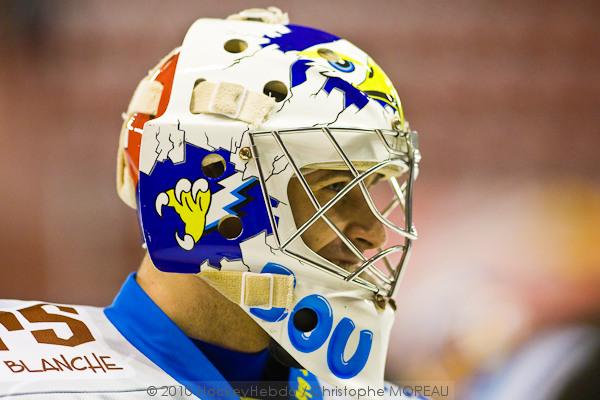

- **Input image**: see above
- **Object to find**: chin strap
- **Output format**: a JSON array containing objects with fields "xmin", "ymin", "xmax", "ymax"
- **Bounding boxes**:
[{"xmin": 197, "ymin": 270, "xmax": 294, "ymax": 309}]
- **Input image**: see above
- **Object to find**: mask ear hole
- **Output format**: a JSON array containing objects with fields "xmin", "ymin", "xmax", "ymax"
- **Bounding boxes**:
[
  {"xmin": 263, "ymin": 80, "xmax": 288, "ymax": 102},
  {"xmin": 224, "ymin": 39, "xmax": 248, "ymax": 53},
  {"xmin": 293, "ymin": 308, "xmax": 318, "ymax": 332},
  {"xmin": 218, "ymin": 215, "xmax": 243, "ymax": 240},
  {"xmin": 201, "ymin": 153, "xmax": 226, "ymax": 179}
]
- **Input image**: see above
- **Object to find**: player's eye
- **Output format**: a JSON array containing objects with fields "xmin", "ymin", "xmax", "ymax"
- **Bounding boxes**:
[
  {"xmin": 329, "ymin": 59, "xmax": 355, "ymax": 73},
  {"xmin": 325, "ymin": 181, "xmax": 347, "ymax": 193}
]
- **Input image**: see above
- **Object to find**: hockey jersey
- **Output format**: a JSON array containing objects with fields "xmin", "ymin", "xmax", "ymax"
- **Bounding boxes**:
[{"xmin": 0, "ymin": 273, "xmax": 425, "ymax": 399}]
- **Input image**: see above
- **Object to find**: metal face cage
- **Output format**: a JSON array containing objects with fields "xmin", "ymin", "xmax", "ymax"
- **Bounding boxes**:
[{"xmin": 249, "ymin": 127, "xmax": 420, "ymax": 299}]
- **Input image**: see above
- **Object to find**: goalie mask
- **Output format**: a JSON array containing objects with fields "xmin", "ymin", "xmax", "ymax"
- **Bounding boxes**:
[{"xmin": 116, "ymin": 8, "xmax": 420, "ymax": 389}]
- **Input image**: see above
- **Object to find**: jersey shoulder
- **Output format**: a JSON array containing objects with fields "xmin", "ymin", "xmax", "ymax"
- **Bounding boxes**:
[{"xmin": 0, "ymin": 299, "xmax": 188, "ymax": 399}]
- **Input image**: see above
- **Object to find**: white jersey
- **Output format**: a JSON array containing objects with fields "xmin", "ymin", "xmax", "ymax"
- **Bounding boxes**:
[
  {"xmin": 0, "ymin": 273, "xmax": 425, "ymax": 400},
  {"xmin": 0, "ymin": 299, "xmax": 185, "ymax": 399}
]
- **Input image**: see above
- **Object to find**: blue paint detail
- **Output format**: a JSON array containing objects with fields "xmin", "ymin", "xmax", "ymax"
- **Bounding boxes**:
[
  {"xmin": 323, "ymin": 76, "xmax": 369, "ymax": 111},
  {"xmin": 269, "ymin": 197, "xmax": 281, "ymax": 228},
  {"xmin": 223, "ymin": 177, "xmax": 258, "ymax": 216},
  {"xmin": 269, "ymin": 197, "xmax": 280, "ymax": 208},
  {"xmin": 262, "ymin": 24, "xmax": 339, "ymax": 52},
  {"xmin": 288, "ymin": 295, "xmax": 333, "ymax": 353},
  {"xmin": 139, "ymin": 142, "xmax": 272, "ymax": 272},
  {"xmin": 135, "ymin": 181, "xmax": 146, "ymax": 246},
  {"xmin": 262, "ymin": 23, "xmax": 393, "ymax": 115},
  {"xmin": 250, "ymin": 263, "xmax": 296, "ymax": 322},
  {"xmin": 327, "ymin": 317, "xmax": 373, "ymax": 379},
  {"xmin": 328, "ymin": 59, "xmax": 355, "ymax": 73},
  {"xmin": 291, "ymin": 59, "xmax": 311, "ymax": 87},
  {"xmin": 205, "ymin": 177, "xmax": 258, "ymax": 231},
  {"xmin": 104, "ymin": 273, "xmax": 238, "ymax": 400},
  {"xmin": 289, "ymin": 368, "xmax": 323, "ymax": 400}
]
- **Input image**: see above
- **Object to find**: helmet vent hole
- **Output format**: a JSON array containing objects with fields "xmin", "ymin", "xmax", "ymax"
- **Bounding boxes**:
[
  {"xmin": 293, "ymin": 308, "xmax": 318, "ymax": 333},
  {"xmin": 263, "ymin": 81, "xmax": 288, "ymax": 102},
  {"xmin": 218, "ymin": 215, "xmax": 243, "ymax": 240},
  {"xmin": 224, "ymin": 39, "xmax": 248, "ymax": 53},
  {"xmin": 317, "ymin": 48, "xmax": 340, "ymax": 62},
  {"xmin": 201, "ymin": 153, "xmax": 226, "ymax": 179},
  {"xmin": 193, "ymin": 78, "xmax": 206, "ymax": 87}
]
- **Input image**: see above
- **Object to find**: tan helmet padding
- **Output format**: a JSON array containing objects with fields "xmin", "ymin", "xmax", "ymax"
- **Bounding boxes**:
[
  {"xmin": 116, "ymin": 47, "xmax": 181, "ymax": 210},
  {"xmin": 116, "ymin": 118, "xmax": 138, "ymax": 209},
  {"xmin": 190, "ymin": 81, "xmax": 276, "ymax": 128},
  {"xmin": 197, "ymin": 270, "xmax": 294, "ymax": 309}
]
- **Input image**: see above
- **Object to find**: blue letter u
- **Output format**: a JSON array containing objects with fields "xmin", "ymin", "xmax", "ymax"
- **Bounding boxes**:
[{"xmin": 327, "ymin": 317, "xmax": 373, "ymax": 379}]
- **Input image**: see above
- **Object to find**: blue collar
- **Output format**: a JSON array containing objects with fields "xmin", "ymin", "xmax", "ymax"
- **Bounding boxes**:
[
  {"xmin": 104, "ymin": 272, "xmax": 323, "ymax": 400},
  {"xmin": 104, "ymin": 272, "xmax": 238, "ymax": 400},
  {"xmin": 189, "ymin": 337, "xmax": 269, "ymax": 382}
]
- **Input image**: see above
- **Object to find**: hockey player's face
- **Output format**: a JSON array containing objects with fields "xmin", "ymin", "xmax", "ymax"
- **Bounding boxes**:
[{"xmin": 287, "ymin": 169, "xmax": 386, "ymax": 272}]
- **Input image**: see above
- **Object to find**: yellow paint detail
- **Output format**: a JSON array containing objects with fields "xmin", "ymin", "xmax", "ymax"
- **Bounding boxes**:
[
  {"xmin": 297, "ymin": 46, "xmax": 404, "ymax": 126},
  {"xmin": 356, "ymin": 57, "xmax": 404, "ymax": 123},
  {"xmin": 295, "ymin": 376, "xmax": 313, "ymax": 400},
  {"xmin": 165, "ymin": 187, "xmax": 211, "ymax": 243}
]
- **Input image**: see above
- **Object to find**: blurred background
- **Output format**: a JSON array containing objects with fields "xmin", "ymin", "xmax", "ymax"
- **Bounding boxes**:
[{"xmin": 1, "ymin": 1, "xmax": 599, "ymax": 398}]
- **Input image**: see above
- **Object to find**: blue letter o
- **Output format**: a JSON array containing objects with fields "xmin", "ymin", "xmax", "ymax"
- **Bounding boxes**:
[{"xmin": 288, "ymin": 295, "xmax": 333, "ymax": 353}]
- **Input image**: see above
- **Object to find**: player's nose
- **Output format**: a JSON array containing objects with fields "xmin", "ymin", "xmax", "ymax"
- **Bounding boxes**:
[{"xmin": 344, "ymin": 200, "xmax": 386, "ymax": 252}]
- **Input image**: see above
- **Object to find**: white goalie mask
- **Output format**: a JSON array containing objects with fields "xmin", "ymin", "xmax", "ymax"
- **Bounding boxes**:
[{"xmin": 116, "ymin": 8, "xmax": 420, "ymax": 390}]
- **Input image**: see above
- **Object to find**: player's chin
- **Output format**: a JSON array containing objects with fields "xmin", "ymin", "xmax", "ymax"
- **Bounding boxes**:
[
  {"xmin": 316, "ymin": 245, "xmax": 361, "ymax": 271},
  {"xmin": 334, "ymin": 259, "xmax": 362, "ymax": 271},
  {"xmin": 330, "ymin": 257, "xmax": 380, "ymax": 286},
  {"xmin": 323, "ymin": 256, "xmax": 374, "ymax": 281},
  {"xmin": 314, "ymin": 247, "xmax": 380, "ymax": 287}
]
